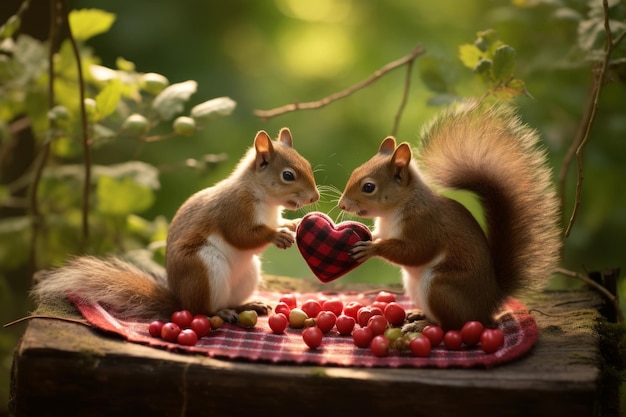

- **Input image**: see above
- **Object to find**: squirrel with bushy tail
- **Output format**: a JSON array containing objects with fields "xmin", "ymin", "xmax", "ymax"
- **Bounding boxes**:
[
  {"xmin": 33, "ymin": 128, "xmax": 320, "ymax": 322},
  {"xmin": 339, "ymin": 100, "xmax": 561, "ymax": 331}
]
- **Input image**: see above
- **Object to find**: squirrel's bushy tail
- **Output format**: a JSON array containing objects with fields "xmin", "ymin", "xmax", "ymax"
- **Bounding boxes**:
[
  {"xmin": 32, "ymin": 256, "xmax": 180, "ymax": 319},
  {"xmin": 418, "ymin": 100, "xmax": 561, "ymax": 296}
]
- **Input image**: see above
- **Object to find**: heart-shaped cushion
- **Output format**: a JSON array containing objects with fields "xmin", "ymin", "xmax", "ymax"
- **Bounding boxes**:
[{"xmin": 296, "ymin": 212, "xmax": 372, "ymax": 283}]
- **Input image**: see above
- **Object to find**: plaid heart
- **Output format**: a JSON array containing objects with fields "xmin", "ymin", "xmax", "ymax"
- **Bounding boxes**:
[{"xmin": 296, "ymin": 212, "xmax": 372, "ymax": 282}]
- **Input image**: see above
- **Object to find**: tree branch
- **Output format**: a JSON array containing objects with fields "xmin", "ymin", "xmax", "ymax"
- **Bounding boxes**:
[
  {"xmin": 253, "ymin": 45, "xmax": 425, "ymax": 120},
  {"xmin": 390, "ymin": 58, "xmax": 415, "ymax": 137},
  {"xmin": 60, "ymin": 0, "xmax": 90, "ymax": 248},
  {"xmin": 554, "ymin": 267, "xmax": 623, "ymax": 323},
  {"xmin": 563, "ymin": 0, "xmax": 618, "ymax": 237}
]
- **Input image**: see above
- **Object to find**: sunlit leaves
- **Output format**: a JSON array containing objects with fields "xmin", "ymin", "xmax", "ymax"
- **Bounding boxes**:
[
  {"xmin": 190, "ymin": 96, "xmax": 237, "ymax": 127},
  {"xmin": 96, "ymin": 176, "xmax": 155, "ymax": 215},
  {"xmin": 94, "ymin": 79, "xmax": 122, "ymax": 120},
  {"xmin": 68, "ymin": 9, "xmax": 116, "ymax": 42},
  {"xmin": 457, "ymin": 29, "xmax": 529, "ymax": 99},
  {"xmin": 152, "ymin": 80, "xmax": 198, "ymax": 120}
]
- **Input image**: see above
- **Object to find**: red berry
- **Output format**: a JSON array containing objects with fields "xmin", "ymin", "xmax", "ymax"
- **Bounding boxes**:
[
  {"xmin": 161, "ymin": 322, "xmax": 181, "ymax": 342},
  {"xmin": 190, "ymin": 316, "xmax": 211, "ymax": 337},
  {"xmin": 335, "ymin": 314, "xmax": 356, "ymax": 335},
  {"xmin": 357, "ymin": 306, "xmax": 383, "ymax": 328},
  {"xmin": 171, "ymin": 310, "xmax": 193, "ymax": 328},
  {"xmin": 278, "ymin": 293, "xmax": 297, "ymax": 309},
  {"xmin": 343, "ymin": 301, "xmax": 364, "ymax": 320},
  {"xmin": 275, "ymin": 301, "xmax": 291, "ymax": 317},
  {"xmin": 375, "ymin": 291, "xmax": 396, "ymax": 303},
  {"xmin": 444, "ymin": 330, "xmax": 464, "ymax": 350},
  {"xmin": 352, "ymin": 326, "xmax": 374, "ymax": 348},
  {"xmin": 322, "ymin": 298, "xmax": 344, "ymax": 316},
  {"xmin": 177, "ymin": 328, "xmax": 198, "ymax": 346},
  {"xmin": 268, "ymin": 313, "xmax": 289, "ymax": 334},
  {"xmin": 316, "ymin": 311, "xmax": 337, "ymax": 333},
  {"xmin": 480, "ymin": 328, "xmax": 505, "ymax": 353},
  {"xmin": 367, "ymin": 315, "xmax": 388, "ymax": 336},
  {"xmin": 422, "ymin": 325, "xmax": 444, "ymax": 346},
  {"xmin": 302, "ymin": 326, "xmax": 323, "ymax": 349},
  {"xmin": 371, "ymin": 300, "xmax": 388, "ymax": 311},
  {"xmin": 461, "ymin": 321, "xmax": 484, "ymax": 346},
  {"xmin": 301, "ymin": 299, "xmax": 322, "ymax": 319},
  {"xmin": 383, "ymin": 302, "xmax": 407, "ymax": 326},
  {"xmin": 370, "ymin": 335, "xmax": 390, "ymax": 357},
  {"xmin": 148, "ymin": 320, "xmax": 165, "ymax": 337},
  {"xmin": 409, "ymin": 335, "xmax": 432, "ymax": 357}
]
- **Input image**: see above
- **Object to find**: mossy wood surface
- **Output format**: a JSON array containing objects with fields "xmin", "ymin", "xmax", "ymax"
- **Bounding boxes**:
[{"xmin": 10, "ymin": 277, "xmax": 617, "ymax": 417}]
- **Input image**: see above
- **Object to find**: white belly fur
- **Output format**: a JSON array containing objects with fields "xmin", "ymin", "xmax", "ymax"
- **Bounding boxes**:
[
  {"xmin": 401, "ymin": 252, "xmax": 445, "ymax": 322},
  {"xmin": 196, "ymin": 203, "xmax": 282, "ymax": 311}
]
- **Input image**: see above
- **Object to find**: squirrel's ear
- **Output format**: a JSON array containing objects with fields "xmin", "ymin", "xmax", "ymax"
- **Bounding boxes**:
[
  {"xmin": 254, "ymin": 130, "xmax": 274, "ymax": 168},
  {"xmin": 378, "ymin": 137, "xmax": 396, "ymax": 155},
  {"xmin": 278, "ymin": 128, "xmax": 293, "ymax": 147},
  {"xmin": 392, "ymin": 143, "xmax": 412, "ymax": 167}
]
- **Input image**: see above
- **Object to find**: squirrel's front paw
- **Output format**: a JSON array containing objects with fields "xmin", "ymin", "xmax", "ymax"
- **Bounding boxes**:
[
  {"xmin": 349, "ymin": 240, "xmax": 375, "ymax": 262},
  {"xmin": 272, "ymin": 228, "xmax": 295, "ymax": 249},
  {"xmin": 281, "ymin": 218, "xmax": 300, "ymax": 232}
]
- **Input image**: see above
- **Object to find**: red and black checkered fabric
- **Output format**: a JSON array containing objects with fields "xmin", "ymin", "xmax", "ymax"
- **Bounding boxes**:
[
  {"xmin": 296, "ymin": 212, "xmax": 372, "ymax": 282},
  {"xmin": 71, "ymin": 291, "xmax": 538, "ymax": 368}
]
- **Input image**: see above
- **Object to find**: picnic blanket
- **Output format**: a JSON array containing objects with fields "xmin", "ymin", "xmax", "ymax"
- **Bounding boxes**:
[{"xmin": 71, "ymin": 291, "xmax": 538, "ymax": 368}]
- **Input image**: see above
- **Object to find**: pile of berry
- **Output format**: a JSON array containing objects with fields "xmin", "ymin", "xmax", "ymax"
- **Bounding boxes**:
[
  {"xmin": 268, "ymin": 291, "xmax": 505, "ymax": 357},
  {"xmin": 148, "ymin": 310, "xmax": 228, "ymax": 346}
]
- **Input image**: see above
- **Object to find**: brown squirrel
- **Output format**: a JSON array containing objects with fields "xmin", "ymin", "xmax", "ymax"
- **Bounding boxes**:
[
  {"xmin": 339, "ymin": 100, "xmax": 561, "ymax": 330},
  {"xmin": 33, "ymin": 128, "xmax": 320, "ymax": 321}
]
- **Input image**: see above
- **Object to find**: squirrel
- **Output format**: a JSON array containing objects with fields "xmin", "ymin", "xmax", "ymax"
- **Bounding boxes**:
[
  {"xmin": 33, "ymin": 128, "xmax": 320, "ymax": 322},
  {"xmin": 338, "ymin": 100, "xmax": 561, "ymax": 331}
]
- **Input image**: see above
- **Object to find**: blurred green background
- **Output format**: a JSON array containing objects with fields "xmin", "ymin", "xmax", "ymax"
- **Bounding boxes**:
[{"xmin": 1, "ymin": 0, "xmax": 625, "ymax": 414}]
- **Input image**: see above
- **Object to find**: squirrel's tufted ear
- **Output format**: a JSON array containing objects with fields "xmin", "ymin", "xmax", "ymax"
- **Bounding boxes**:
[
  {"xmin": 378, "ymin": 137, "xmax": 396, "ymax": 155},
  {"xmin": 392, "ymin": 143, "xmax": 412, "ymax": 167},
  {"xmin": 254, "ymin": 130, "xmax": 274, "ymax": 168},
  {"xmin": 278, "ymin": 128, "xmax": 293, "ymax": 147}
]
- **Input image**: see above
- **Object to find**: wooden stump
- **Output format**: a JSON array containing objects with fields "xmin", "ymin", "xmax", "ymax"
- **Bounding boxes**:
[{"xmin": 9, "ymin": 280, "xmax": 620, "ymax": 417}]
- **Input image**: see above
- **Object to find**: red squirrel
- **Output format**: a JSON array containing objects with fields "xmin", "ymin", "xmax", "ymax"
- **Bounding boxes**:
[
  {"xmin": 338, "ymin": 101, "xmax": 561, "ymax": 330},
  {"xmin": 33, "ymin": 128, "xmax": 319, "ymax": 321}
]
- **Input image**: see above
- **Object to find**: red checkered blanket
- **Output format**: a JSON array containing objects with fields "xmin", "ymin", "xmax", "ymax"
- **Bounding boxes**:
[{"xmin": 71, "ymin": 291, "xmax": 538, "ymax": 368}]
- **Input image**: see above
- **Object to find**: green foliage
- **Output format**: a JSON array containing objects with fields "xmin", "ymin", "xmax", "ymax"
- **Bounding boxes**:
[
  {"xmin": 457, "ymin": 29, "xmax": 531, "ymax": 99},
  {"xmin": 0, "ymin": 7, "xmax": 236, "ymax": 270}
]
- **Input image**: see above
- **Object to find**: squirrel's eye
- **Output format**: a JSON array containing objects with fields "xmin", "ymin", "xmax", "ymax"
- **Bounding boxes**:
[
  {"xmin": 362, "ymin": 182, "xmax": 376, "ymax": 193},
  {"xmin": 282, "ymin": 170, "xmax": 295, "ymax": 182}
]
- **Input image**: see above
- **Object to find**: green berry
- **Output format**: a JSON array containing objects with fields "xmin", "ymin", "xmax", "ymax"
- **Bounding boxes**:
[
  {"xmin": 173, "ymin": 116, "xmax": 196, "ymax": 136},
  {"xmin": 140, "ymin": 72, "xmax": 169, "ymax": 95},
  {"xmin": 122, "ymin": 113, "xmax": 149, "ymax": 136}
]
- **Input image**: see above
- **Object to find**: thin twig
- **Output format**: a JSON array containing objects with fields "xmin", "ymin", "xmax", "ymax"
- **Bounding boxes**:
[
  {"xmin": 3, "ymin": 314, "xmax": 90, "ymax": 328},
  {"xmin": 60, "ymin": 0, "xmax": 90, "ymax": 248},
  {"xmin": 253, "ymin": 45, "xmax": 425, "ymax": 120},
  {"xmin": 390, "ymin": 58, "xmax": 414, "ymax": 137},
  {"xmin": 564, "ymin": 0, "xmax": 616, "ymax": 237},
  {"xmin": 554, "ymin": 267, "xmax": 624, "ymax": 323}
]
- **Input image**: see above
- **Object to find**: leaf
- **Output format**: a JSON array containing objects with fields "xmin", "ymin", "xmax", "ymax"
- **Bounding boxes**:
[
  {"xmin": 152, "ymin": 80, "xmax": 198, "ymax": 120},
  {"xmin": 93, "ymin": 161, "xmax": 160, "ymax": 190},
  {"xmin": 458, "ymin": 44, "xmax": 483, "ymax": 69},
  {"xmin": 492, "ymin": 45, "xmax": 516, "ymax": 81},
  {"xmin": 68, "ymin": 9, "xmax": 116, "ymax": 42},
  {"xmin": 96, "ymin": 176, "xmax": 155, "ymax": 215},
  {"xmin": 116, "ymin": 56, "xmax": 135, "ymax": 72},
  {"xmin": 418, "ymin": 56, "xmax": 453, "ymax": 94},
  {"xmin": 474, "ymin": 58, "xmax": 492, "ymax": 75},
  {"xmin": 95, "ymin": 79, "xmax": 122, "ymax": 120},
  {"xmin": 190, "ymin": 96, "xmax": 237, "ymax": 126}
]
